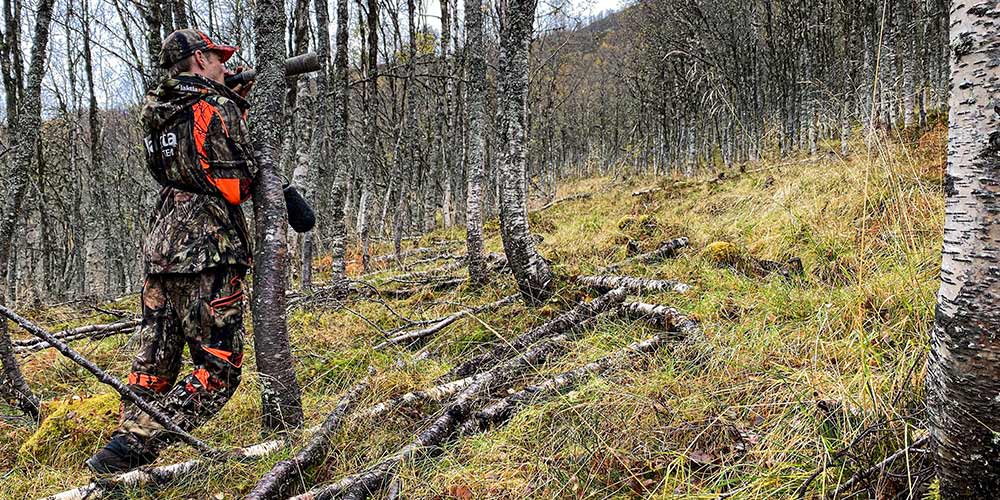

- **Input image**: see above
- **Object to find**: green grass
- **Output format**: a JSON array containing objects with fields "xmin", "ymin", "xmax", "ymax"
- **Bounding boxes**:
[{"xmin": 0, "ymin": 124, "xmax": 945, "ymax": 498}]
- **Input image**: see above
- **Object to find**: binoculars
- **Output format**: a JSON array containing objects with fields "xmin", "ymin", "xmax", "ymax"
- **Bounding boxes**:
[{"xmin": 225, "ymin": 52, "xmax": 321, "ymax": 88}]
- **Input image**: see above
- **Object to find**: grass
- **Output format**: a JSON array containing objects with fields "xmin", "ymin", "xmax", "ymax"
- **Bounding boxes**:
[{"xmin": 0, "ymin": 123, "xmax": 945, "ymax": 499}]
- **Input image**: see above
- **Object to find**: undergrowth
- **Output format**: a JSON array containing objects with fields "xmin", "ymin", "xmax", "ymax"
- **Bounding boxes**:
[{"xmin": 0, "ymin": 125, "xmax": 945, "ymax": 499}]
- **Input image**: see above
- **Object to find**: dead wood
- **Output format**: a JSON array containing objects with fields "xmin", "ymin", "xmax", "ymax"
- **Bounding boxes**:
[
  {"xmin": 825, "ymin": 435, "xmax": 930, "ymax": 499},
  {"xmin": 442, "ymin": 287, "xmax": 628, "ymax": 381},
  {"xmin": 42, "ymin": 439, "xmax": 286, "ymax": 500},
  {"xmin": 371, "ymin": 242, "xmax": 456, "ymax": 264},
  {"xmin": 618, "ymin": 301, "xmax": 701, "ymax": 338},
  {"xmin": 373, "ymin": 294, "xmax": 519, "ymax": 350},
  {"xmin": 459, "ymin": 331, "xmax": 676, "ymax": 435},
  {"xmin": 607, "ymin": 237, "xmax": 689, "ymax": 270},
  {"xmin": 577, "ymin": 275, "xmax": 691, "ymax": 294},
  {"xmin": 0, "ymin": 303, "xmax": 220, "ymax": 457},
  {"xmin": 407, "ymin": 252, "xmax": 465, "ymax": 267},
  {"xmin": 379, "ymin": 277, "xmax": 466, "ymax": 300},
  {"xmin": 14, "ymin": 318, "xmax": 141, "ymax": 355},
  {"xmin": 534, "ymin": 192, "xmax": 592, "ymax": 212},
  {"xmin": 246, "ymin": 377, "xmax": 370, "ymax": 500},
  {"xmin": 631, "ymin": 187, "xmax": 662, "ymax": 196},
  {"xmin": 292, "ymin": 313, "xmax": 603, "ymax": 500}
]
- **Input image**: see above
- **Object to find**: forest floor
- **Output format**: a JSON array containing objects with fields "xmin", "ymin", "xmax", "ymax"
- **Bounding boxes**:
[{"xmin": 1, "ymin": 124, "xmax": 945, "ymax": 499}]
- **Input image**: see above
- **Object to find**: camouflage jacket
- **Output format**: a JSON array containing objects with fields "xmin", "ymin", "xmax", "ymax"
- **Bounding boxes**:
[{"xmin": 141, "ymin": 74, "xmax": 257, "ymax": 274}]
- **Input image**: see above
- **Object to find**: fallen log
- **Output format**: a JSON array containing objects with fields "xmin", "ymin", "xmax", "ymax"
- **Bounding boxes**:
[
  {"xmin": 608, "ymin": 237, "xmax": 689, "ymax": 269},
  {"xmin": 42, "ymin": 439, "xmax": 285, "ymax": 500},
  {"xmin": 617, "ymin": 301, "xmax": 700, "ymax": 337},
  {"xmin": 0, "ymin": 303, "xmax": 220, "ymax": 457},
  {"xmin": 373, "ymin": 295, "xmax": 519, "ymax": 350},
  {"xmin": 576, "ymin": 275, "xmax": 691, "ymax": 294},
  {"xmin": 371, "ymin": 242, "xmax": 456, "ymax": 264},
  {"xmin": 407, "ymin": 252, "xmax": 465, "ymax": 267},
  {"xmin": 459, "ymin": 331, "xmax": 677, "ymax": 435},
  {"xmin": 442, "ymin": 287, "xmax": 628, "ymax": 381},
  {"xmin": 380, "ymin": 277, "xmax": 466, "ymax": 300},
  {"xmin": 631, "ymin": 187, "xmax": 661, "ymax": 197},
  {"xmin": 14, "ymin": 318, "xmax": 141, "ymax": 354},
  {"xmin": 534, "ymin": 192, "xmax": 592, "ymax": 212},
  {"xmin": 246, "ymin": 377, "xmax": 370, "ymax": 500},
  {"xmin": 293, "ymin": 312, "xmax": 604, "ymax": 500}
]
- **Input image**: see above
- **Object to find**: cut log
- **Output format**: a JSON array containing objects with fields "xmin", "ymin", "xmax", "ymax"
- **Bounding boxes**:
[
  {"xmin": 608, "ymin": 237, "xmax": 689, "ymax": 269},
  {"xmin": 0, "ymin": 303, "xmax": 220, "ymax": 457},
  {"xmin": 576, "ymin": 275, "xmax": 690, "ymax": 294},
  {"xmin": 41, "ymin": 439, "xmax": 286, "ymax": 500},
  {"xmin": 245, "ymin": 377, "xmax": 370, "ymax": 500},
  {"xmin": 442, "ymin": 287, "xmax": 627, "ymax": 381},
  {"xmin": 14, "ymin": 318, "xmax": 141, "ymax": 355},
  {"xmin": 373, "ymin": 294, "xmax": 519, "ymax": 350},
  {"xmin": 459, "ymin": 331, "xmax": 677, "ymax": 435}
]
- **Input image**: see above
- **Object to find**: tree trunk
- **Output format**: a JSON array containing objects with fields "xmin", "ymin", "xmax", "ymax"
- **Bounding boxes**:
[
  {"xmin": 329, "ymin": 0, "xmax": 350, "ymax": 285},
  {"xmin": 464, "ymin": 0, "xmax": 488, "ymax": 287},
  {"xmin": 496, "ymin": 0, "xmax": 553, "ymax": 306},
  {"xmin": 926, "ymin": 2, "xmax": 1000, "ymax": 495},
  {"xmin": 250, "ymin": 0, "xmax": 304, "ymax": 433},
  {"xmin": 0, "ymin": 0, "xmax": 56, "ymax": 423}
]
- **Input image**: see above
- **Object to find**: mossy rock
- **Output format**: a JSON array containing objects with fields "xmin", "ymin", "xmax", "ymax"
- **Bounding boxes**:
[
  {"xmin": 18, "ymin": 392, "xmax": 119, "ymax": 466},
  {"xmin": 703, "ymin": 241, "xmax": 746, "ymax": 266}
]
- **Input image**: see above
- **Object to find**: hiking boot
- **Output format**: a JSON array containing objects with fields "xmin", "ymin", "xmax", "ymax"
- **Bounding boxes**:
[{"xmin": 85, "ymin": 434, "xmax": 157, "ymax": 474}]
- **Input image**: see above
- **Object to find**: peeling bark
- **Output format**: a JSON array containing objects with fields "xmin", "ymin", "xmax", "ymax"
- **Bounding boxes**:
[
  {"xmin": 577, "ymin": 275, "xmax": 691, "ymax": 294},
  {"xmin": 925, "ymin": 2, "xmax": 1000, "ymax": 495},
  {"xmin": 464, "ymin": 0, "xmax": 487, "ymax": 287}
]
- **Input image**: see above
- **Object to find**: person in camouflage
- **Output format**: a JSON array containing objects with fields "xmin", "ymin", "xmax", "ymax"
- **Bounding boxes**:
[{"xmin": 87, "ymin": 28, "xmax": 258, "ymax": 474}]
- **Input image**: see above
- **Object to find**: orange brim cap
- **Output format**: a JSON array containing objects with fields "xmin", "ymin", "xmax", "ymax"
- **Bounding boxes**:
[{"xmin": 211, "ymin": 45, "xmax": 238, "ymax": 64}]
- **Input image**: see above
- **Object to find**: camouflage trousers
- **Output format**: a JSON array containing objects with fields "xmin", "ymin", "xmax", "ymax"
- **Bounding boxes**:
[{"xmin": 118, "ymin": 265, "xmax": 246, "ymax": 454}]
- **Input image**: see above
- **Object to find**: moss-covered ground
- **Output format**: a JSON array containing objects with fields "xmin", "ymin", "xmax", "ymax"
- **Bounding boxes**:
[{"xmin": 1, "ymin": 125, "xmax": 945, "ymax": 498}]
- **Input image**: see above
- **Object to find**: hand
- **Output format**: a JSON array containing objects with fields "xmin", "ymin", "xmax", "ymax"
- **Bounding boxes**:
[{"xmin": 225, "ymin": 65, "xmax": 254, "ymax": 98}]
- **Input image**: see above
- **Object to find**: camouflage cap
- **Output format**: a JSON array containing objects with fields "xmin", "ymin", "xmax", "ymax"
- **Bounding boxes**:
[{"xmin": 160, "ymin": 29, "xmax": 238, "ymax": 69}]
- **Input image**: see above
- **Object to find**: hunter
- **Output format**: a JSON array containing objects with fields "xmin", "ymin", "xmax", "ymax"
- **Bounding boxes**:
[{"xmin": 86, "ymin": 28, "xmax": 257, "ymax": 473}]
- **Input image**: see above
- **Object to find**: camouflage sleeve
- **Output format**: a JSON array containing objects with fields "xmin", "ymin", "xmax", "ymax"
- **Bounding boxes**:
[{"xmin": 193, "ymin": 96, "xmax": 257, "ymax": 205}]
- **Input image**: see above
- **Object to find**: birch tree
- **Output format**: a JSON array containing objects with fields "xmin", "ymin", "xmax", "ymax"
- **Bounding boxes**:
[
  {"xmin": 464, "ymin": 0, "xmax": 487, "ymax": 286},
  {"xmin": 0, "ymin": 0, "xmax": 56, "ymax": 422},
  {"xmin": 496, "ymin": 0, "xmax": 553, "ymax": 305},
  {"xmin": 926, "ymin": 1, "xmax": 1000, "ymax": 494}
]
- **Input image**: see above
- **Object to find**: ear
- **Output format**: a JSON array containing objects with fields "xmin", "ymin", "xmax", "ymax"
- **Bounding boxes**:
[{"xmin": 193, "ymin": 50, "xmax": 208, "ymax": 70}]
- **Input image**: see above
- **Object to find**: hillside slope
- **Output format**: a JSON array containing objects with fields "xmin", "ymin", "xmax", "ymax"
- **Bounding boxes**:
[{"xmin": 1, "ymin": 127, "xmax": 945, "ymax": 499}]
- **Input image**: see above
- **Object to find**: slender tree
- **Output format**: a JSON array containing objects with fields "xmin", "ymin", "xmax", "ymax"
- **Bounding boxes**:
[
  {"xmin": 328, "ymin": 0, "xmax": 350, "ymax": 286},
  {"xmin": 464, "ymin": 0, "xmax": 487, "ymax": 286},
  {"xmin": 250, "ymin": 0, "xmax": 305, "ymax": 432},
  {"xmin": 0, "ymin": 0, "xmax": 57, "ymax": 422},
  {"xmin": 496, "ymin": 0, "xmax": 554, "ymax": 305}
]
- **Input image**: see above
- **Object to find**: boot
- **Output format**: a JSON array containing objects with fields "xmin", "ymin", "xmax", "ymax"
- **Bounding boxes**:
[{"xmin": 85, "ymin": 433, "xmax": 158, "ymax": 474}]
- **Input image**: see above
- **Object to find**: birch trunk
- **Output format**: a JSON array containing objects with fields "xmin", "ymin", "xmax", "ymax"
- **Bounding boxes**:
[
  {"xmin": 251, "ymin": 0, "xmax": 304, "ymax": 432},
  {"xmin": 926, "ymin": 2, "xmax": 1000, "ymax": 494},
  {"xmin": 464, "ymin": 0, "xmax": 488, "ymax": 287},
  {"xmin": 328, "ymin": 0, "xmax": 351, "ymax": 285},
  {"xmin": 0, "ymin": 0, "xmax": 55, "ymax": 422},
  {"xmin": 496, "ymin": 0, "xmax": 553, "ymax": 306}
]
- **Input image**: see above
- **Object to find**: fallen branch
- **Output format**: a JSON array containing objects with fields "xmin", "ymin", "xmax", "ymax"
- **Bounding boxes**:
[
  {"xmin": 0, "ymin": 304, "xmax": 220, "ymax": 457},
  {"xmin": 618, "ymin": 301, "xmax": 701, "ymax": 337},
  {"xmin": 826, "ymin": 435, "xmax": 930, "ymax": 499},
  {"xmin": 631, "ymin": 187, "xmax": 661, "ymax": 196},
  {"xmin": 294, "ymin": 311, "xmax": 605, "ymax": 500},
  {"xmin": 41, "ymin": 439, "xmax": 285, "ymax": 500},
  {"xmin": 459, "ymin": 331, "xmax": 677, "ymax": 435},
  {"xmin": 442, "ymin": 287, "xmax": 628, "ymax": 381},
  {"xmin": 534, "ymin": 192, "xmax": 592, "ymax": 212},
  {"xmin": 379, "ymin": 277, "xmax": 466, "ymax": 300},
  {"xmin": 374, "ymin": 295, "xmax": 519, "ymax": 350},
  {"xmin": 14, "ymin": 318, "xmax": 141, "ymax": 354},
  {"xmin": 371, "ymin": 242, "xmax": 456, "ymax": 264},
  {"xmin": 608, "ymin": 237, "xmax": 689, "ymax": 269},
  {"xmin": 246, "ymin": 377, "xmax": 370, "ymax": 500},
  {"xmin": 577, "ymin": 275, "xmax": 690, "ymax": 294},
  {"xmin": 407, "ymin": 252, "xmax": 465, "ymax": 267}
]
